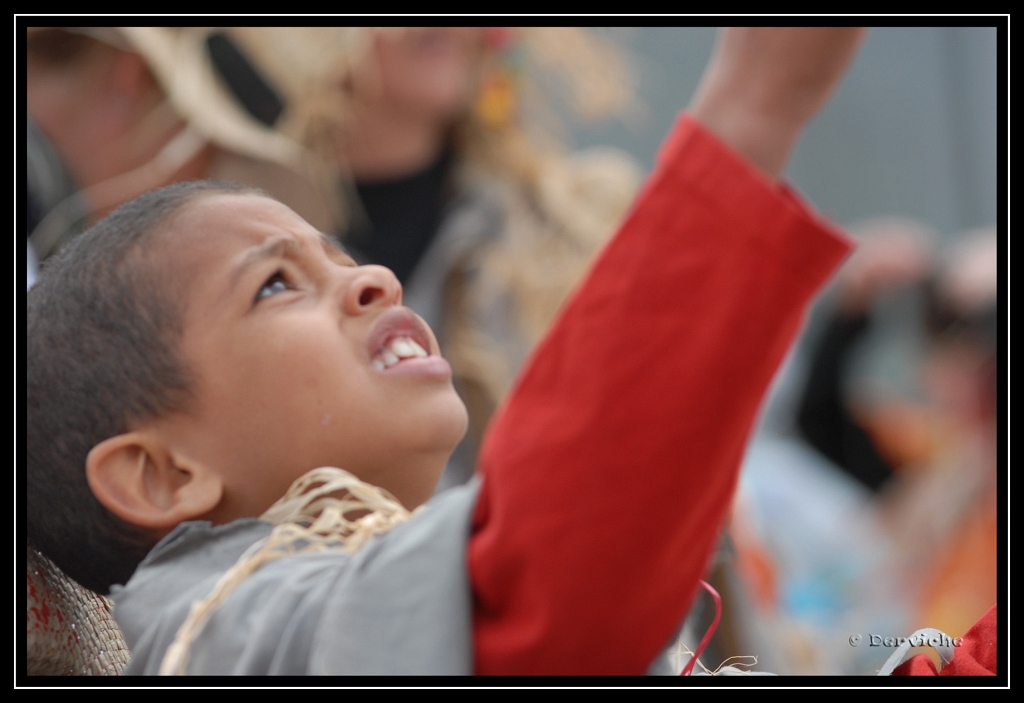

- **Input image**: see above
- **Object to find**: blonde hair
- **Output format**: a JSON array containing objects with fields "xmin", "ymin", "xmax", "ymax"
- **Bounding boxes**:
[{"xmin": 446, "ymin": 28, "xmax": 643, "ymax": 403}]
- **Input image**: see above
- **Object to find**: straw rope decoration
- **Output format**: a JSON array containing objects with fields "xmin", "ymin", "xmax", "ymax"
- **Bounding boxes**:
[{"xmin": 159, "ymin": 467, "xmax": 414, "ymax": 676}]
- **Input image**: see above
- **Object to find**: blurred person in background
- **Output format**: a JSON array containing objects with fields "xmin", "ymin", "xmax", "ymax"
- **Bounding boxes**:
[
  {"xmin": 875, "ymin": 228, "xmax": 997, "ymax": 644},
  {"xmin": 720, "ymin": 219, "xmax": 997, "ymax": 674},
  {"xmin": 797, "ymin": 218, "xmax": 938, "ymax": 493},
  {"xmin": 797, "ymin": 221, "xmax": 996, "ymax": 642}
]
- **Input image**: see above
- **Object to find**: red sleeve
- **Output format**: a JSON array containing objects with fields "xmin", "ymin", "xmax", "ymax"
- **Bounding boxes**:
[{"xmin": 468, "ymin": 114, "xmax": 852, "ymax": 675}]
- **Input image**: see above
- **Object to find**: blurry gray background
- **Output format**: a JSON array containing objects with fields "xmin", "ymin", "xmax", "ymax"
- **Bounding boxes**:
[{"xmin": 568, "ymin": 26, "xmax": 1000, "ymax": 238}]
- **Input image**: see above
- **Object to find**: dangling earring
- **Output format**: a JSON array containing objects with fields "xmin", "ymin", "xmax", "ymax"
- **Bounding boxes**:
[{"xmin": 475, "ymin": 28, "xmax": 523, "ymax": 131}]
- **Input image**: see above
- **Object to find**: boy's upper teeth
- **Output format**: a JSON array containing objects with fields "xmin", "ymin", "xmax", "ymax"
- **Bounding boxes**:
[{"xmin": 373, "ymin": 336, "xmax": 429, "ymax": 369}]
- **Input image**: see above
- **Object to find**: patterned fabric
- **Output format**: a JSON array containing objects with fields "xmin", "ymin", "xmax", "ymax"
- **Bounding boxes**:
[{"xmin": 27, "ymin": 543, "xmax": 131, "ymax": 676}]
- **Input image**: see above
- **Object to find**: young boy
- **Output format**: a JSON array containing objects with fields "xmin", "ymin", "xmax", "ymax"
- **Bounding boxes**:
[{"xmin": 26, "ymin": 28, "xmax": 862, "ymax": 675}]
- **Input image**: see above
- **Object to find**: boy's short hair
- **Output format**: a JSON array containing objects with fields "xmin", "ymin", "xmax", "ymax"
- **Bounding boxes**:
[{"xmin": 27, "ymin": 180, "xmax": 263, "ymax": 594}]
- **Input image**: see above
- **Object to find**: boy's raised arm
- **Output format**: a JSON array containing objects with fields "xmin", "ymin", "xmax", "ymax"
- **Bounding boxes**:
[
  {"xmin": 467, "ymin": 28, "xmax": 864, "ymax": 675},
  {"xmin": 690, "ymin": 27, "xmax": 865, "ymax": 180}
]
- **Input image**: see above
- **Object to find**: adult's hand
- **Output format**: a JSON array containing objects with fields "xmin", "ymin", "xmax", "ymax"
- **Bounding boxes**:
[
  {"xmin": 837, "ymin": 220, "xmax": 935, "ymax": 314},
  {"xmin": 690, "ymin": 27, "xmax": 866, "ymax": 180}
]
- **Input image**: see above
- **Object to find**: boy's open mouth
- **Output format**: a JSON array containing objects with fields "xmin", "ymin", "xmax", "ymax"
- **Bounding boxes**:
[
  {"xmin": 371, "ymin": 335, "xmax": 429, "ymax": 370},
  {"xmin": 367, "ymin": 307, "xmax": 436, "ymax": 371}
]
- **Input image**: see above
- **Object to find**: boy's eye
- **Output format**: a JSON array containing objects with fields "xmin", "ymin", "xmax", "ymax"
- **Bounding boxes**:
[{"xmin": 256, "ymin": 273, "xmax": 290, "ymax": 301}]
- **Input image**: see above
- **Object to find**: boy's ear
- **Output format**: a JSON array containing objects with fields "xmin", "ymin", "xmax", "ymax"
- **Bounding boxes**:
[{"xmin": 86, "ymin": 431, "xmax": 223, "ymax": 531}]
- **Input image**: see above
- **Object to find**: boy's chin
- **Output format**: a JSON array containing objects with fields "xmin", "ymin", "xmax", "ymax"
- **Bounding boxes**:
[
  {"xmin": 419, "ymin": 391, "xmax": 469, "ymax": 450},
  {"xmin": 384, "ymin": 397, "xmax": 469, "ymax": 509},
  {"xmin": 390, "ymin": 452, "xmax": 461, "ymax": 511},
  {"xmin": 420, "ymin": 398, "xmax": 470, "ymax": 487}
]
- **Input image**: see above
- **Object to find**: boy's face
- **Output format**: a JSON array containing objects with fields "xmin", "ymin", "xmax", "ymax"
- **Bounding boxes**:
[{"xmin": 159, "ymin": 193, "xmax": 468, "ymax": 519}]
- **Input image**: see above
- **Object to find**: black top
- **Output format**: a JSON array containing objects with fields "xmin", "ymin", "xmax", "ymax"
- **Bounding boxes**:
[
  {"xmin": 27, "ymin": 116, "xmax": 79, "ymax": 241},
  {"xmin": 796, "ymin": 312, "xmax": 896, "ymax": 492},
  {"xmin": 342, "ymin": 149, "xmax": 454, "ymax": 285}
]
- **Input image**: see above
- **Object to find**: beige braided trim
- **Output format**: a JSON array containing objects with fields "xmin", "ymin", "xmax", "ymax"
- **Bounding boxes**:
[{"xmin": 159, "ymin": 467, "xmax": 413, "ymax": 675}]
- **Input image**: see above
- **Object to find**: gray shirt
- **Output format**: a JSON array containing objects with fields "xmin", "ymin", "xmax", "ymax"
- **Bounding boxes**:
[{"xmin": 113, "ymin": 480, "xmax": 478, "ymax": 675}]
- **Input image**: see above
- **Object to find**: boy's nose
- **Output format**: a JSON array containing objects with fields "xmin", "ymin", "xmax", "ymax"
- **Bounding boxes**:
[{"xmin": 342, "ymin": 265, "xmax": 402, "ymax": 315}]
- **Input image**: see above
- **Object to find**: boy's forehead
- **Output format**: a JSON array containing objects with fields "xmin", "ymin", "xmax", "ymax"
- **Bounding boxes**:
[
  {"xmin": 165, "ymin": 193, "xmax": 344, "ymax": 262},
  {"xmin": 153, "ymin": 193, "xmax": 354, "ymax": 318},
  {"xmin": 178, "ymin": 193, "xmax": 311, "ymax": 243}
]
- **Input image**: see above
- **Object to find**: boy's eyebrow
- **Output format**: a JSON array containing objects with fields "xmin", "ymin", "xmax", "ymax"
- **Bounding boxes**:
[
  {"xmin": 229, "ymin": 236, "xmax": 302, "ymax": 292},
  {"xmin": 318, "ymin": 233, "xmax": 353, "ymax": 263},
  {"xmin": 229, "ymin": 233, "xmax": 354, "ymax": 293}
]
